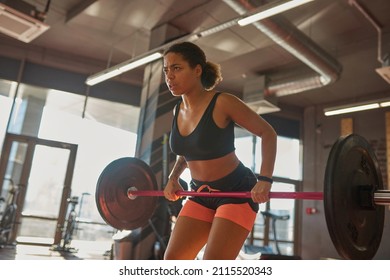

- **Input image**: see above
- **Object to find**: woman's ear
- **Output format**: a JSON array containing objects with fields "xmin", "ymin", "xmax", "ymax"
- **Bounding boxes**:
[{"xmin": 195, "ymin": 64, "xmax": 202, "ymax": 77}]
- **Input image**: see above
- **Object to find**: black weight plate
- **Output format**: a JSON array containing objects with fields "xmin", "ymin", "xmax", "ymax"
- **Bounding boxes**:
[
  {"xmin": 95, "ymin": 157, "xmax": 158, "ymax": 230},
  {"xmin": 324, "ymin": 134, "xmax": 384, "ymax": 259}
]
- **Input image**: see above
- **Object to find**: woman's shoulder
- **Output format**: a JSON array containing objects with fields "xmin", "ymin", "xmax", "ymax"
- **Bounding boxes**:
[
  {"xmin": 215, "ymin": 91, "xmax": 243, "ymax": 104},
  {"xmin": 213, "ymin": 92, "xmax": 246, "ymax": 116}
]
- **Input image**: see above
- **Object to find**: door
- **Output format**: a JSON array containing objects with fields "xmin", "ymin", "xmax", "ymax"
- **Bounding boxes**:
[{"xmin": 0, "ymin": 133, "xmax": 77, "ymax": 246}]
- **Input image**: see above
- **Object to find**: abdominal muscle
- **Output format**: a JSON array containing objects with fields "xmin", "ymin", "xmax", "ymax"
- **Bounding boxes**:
[{"xmin": 186, "ymin": 151, "xmax": 240, "ymax": 182}]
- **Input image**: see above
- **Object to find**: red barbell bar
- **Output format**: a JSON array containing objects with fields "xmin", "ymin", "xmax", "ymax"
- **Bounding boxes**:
[{"xmin": 127, "ymin": 188, "xmax": 324, "ymax": 200}]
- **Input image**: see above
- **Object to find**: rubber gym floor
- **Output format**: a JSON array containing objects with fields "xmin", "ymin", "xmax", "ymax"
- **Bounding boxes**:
[{"xmin": 0, "ymin": 240, "xmax": 112, "ymax": 260}]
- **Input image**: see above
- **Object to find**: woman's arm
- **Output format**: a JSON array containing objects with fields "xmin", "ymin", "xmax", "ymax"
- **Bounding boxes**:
[
  {"xmin": 217, "ymin": 93, "xmax": 277, "ymax": 203},
  {"xmin": 164, "ymin": 155, "xmax": 188, "ymax": 201},
  {"xmin": 168, "ymin": 155, "xmax": 188, "ymax": 181}
]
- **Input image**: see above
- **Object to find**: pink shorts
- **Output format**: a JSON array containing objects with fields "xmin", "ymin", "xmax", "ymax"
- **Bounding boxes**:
[{"xmin": 178, "ymin": 199, "xmax": 257, "ymax": 231}]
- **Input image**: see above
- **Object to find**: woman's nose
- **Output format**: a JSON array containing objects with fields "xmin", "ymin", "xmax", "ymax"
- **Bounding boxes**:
[{"xmin": 165, "ymin": 70, "xmax": 173, "ymax": 79}]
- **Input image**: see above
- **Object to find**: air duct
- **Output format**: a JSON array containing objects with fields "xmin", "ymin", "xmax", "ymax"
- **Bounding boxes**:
[
  {"xmin": 376, "ymin": 56, "xmax": 390, "ymax": 84},
  {"xmin": 223, "ymin": 0, "xmax": 342, "ymax": 97},
  {"xmin": 243, "ymin": 75, "xmax": 280, "ymax": 114},
  {"xmin": 0, "ymin": 0, "xmax": 50, "ymax": 43},
  {"xmin": 348, "ymin": 0, "xmax": 390, "ymax": 84}
]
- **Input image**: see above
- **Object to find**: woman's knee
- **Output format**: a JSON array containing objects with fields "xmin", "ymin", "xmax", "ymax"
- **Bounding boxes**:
[
  {"xmin": 163, "ymin": 247, "xmax": 180, "ymax": 260},
  {"xmin": 164, "ymin": 241, "xmax": 199, "ymax": 260}
]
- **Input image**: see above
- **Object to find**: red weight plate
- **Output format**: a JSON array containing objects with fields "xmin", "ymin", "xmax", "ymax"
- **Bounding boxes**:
[
  {"xmin": 95, "ymin": 157, "xmax": 158, "ymax": 230},
  {"xmin": 324, "ymin": 134, "xmax": 384, "ymax": 259}
]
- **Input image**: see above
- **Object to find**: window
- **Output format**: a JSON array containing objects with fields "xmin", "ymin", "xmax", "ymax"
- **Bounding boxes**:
[
  {"xmin": 2, "ymin": 80, "xmax": 139, "ymax": 245},
  {"xmin": 255, "ymin": 136, "xmax": 302, "ymax": 180}
]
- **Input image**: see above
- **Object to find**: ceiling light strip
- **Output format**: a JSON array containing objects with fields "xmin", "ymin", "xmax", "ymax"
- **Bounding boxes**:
[
  {"xmin": 324, "ymin": 99, "xmax": 390, "ymax": 116},
  {"xmin": 238, "ymin": 0, "xmax": 315, "ymax": 26},
  {"xmin": 86, "ymin": 52, "xmax": 162, "ymax": 86}
]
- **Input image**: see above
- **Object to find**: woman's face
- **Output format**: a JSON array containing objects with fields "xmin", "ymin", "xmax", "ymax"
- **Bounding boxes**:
[{"xmin": 163, "ymin": 52, "xmax": 201, "ymax": 96}]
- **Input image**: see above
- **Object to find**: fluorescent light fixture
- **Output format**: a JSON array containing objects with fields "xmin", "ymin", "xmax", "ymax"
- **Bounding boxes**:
[
  {"xmin": 324, "ymin": 98, "xmax": 390, "ymax": 116},
  {"xmin": 118, "ymin": 52, "xmax": 162, "ymax": 72},
  {"xmin": 324, "ymin": 103, "xmax": 379, "ymax": 116},
  {"xmin": 86, "ymin": 69, "xmax": 122, "ymax": 86},
  {"xmin": 380, "ymin": 101, "xmax": 390, "ymax": 107},
  {"xmin": 86, "ymin": 52, "xmax": 162, "ymax": 86},
  {"xmin": 238, "ymin": 0, "xmax": 315, "ymax": 26}
]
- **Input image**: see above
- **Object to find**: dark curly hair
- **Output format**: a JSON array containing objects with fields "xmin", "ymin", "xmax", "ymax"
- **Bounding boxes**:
[{"xmin": 164, "ymin": 41, "xmax": 223, "ymax": 90}]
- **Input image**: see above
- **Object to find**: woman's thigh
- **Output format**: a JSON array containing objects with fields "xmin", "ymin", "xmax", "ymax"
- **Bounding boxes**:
[
  {"xmin": 202, "ymin": 203, "xmax": 257, "ymax": 260},
  {"xmin": 203, "ymin": 217, "xmax": 250, "ymax": 260},
  {"xmin": 164, "ymin": 216, "xmax": 212, "ymax": 260}
]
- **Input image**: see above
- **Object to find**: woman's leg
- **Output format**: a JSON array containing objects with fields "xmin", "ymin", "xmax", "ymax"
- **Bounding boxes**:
[
  {"xmin": 164, "ymin": 216, "xmax": 211, "ymax": 260},
  {"xmin": 164, "ymin": 200, "xmax": 216, "ymax": 259},
  {"xmin": 202, "ymin": 203, "xmax": 257, "ymax": 260},
  {"xmin": 202, "ymin": 217, "xmax": 250, "ymax": 260}
]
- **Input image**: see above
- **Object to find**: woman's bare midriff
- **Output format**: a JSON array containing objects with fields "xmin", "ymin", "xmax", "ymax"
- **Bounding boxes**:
[{"xmin": 186, "ymin": 151, "xmax": 240, "ymax": 182}]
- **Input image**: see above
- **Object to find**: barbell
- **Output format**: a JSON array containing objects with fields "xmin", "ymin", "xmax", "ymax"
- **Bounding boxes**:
[{"xmin": 95, "ymin": 134, "xmax": 389, "ymax": 260}]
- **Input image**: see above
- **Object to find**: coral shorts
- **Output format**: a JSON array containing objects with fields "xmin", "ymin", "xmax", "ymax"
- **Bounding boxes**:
[
  {"xmin": 177, "ymin": 162, "xmax": 259, "ymax": 231},
  {"xmin": 178, "ymin": 199, "xmax": 257, "ymax": 231}
]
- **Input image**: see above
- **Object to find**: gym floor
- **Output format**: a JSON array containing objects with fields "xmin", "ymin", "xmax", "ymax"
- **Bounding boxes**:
[{"xmin": 0, "ymin": 240, "xmax": 112, "ymax": 260}]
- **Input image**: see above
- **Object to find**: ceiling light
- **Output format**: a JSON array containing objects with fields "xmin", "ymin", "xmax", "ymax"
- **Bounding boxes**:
[
  {"xmin": 380, "ymin": 101, "xmax": 390, "ymax": 107},
  {"xmin": 324, "ymin": 98, "xmax": 390, "ymax": 116},
  {"xmin": 85, "ymin": 69, "xmax": 122, "ymax": 86},
  {"xmin": 238, "ymin": 0, "xmax": 315, "ymax": 26},
  {"xmin": 118, "ymin": 52, "xmax": 162, "ymax": 72},
  {"xmin": 324, "ymin": 103, "xmax": 379, "ymax": 116},
  {"xmin": 86, "ymin": 52, "xmax": 162, "ymax": 86}
]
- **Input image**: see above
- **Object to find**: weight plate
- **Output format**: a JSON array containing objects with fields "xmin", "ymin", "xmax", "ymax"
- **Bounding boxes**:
[
  {"xmin": 95, "ymin": 157, "xmax": 158, "ymax": 230},
  {"xmin": 324, "ymin": 134, "xmax": 384, "ymax": 259}
]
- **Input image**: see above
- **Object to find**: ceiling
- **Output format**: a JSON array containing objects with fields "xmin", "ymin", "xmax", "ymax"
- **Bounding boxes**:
[{"xmin": 1, "ymin": 0, "xmax": 390, "ymax": 113}]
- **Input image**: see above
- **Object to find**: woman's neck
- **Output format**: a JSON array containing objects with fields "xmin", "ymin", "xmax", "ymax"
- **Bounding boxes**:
[{"xmin": 181, "ymin": 89, "xmax": 212, "ymax": 110}]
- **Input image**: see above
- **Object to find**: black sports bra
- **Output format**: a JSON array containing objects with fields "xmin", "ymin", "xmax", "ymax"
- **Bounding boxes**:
[{"xmin": 170, "ymin": 92, "xmax": 235, "ymax": 161}]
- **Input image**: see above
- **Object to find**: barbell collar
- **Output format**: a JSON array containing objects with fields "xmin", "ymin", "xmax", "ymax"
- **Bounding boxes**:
[{"xmin": 374, "ymin": 190, "xmax": 390, "ymax": 206}]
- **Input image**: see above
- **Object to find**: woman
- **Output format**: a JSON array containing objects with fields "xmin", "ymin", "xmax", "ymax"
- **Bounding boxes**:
[{"xmin": 163, "ymin": 41, "xmax": 277, "ymax": 260}]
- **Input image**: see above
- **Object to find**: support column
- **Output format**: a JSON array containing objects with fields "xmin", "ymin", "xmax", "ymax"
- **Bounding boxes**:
[
  {"xmin": 135, "ymin": 24, "xmax": 186, "ymax": 189},
  {"xmin": 6, "ymin": 94, "xmax": 46, "ymax": 187}
]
